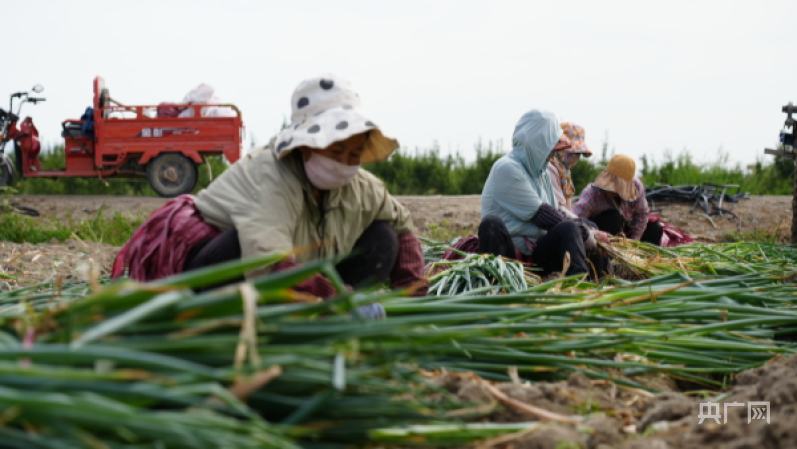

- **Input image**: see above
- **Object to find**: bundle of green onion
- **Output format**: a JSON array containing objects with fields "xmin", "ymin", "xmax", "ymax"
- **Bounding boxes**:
[
  {"xmin": 0, "ymin": 240, "xmax": 795, "ymax": 447},
  {"xmin": 420, "ymin": 237, "xmax": 457, "ymax": 264},
  {"xmin": 427, "ymin": 253, "xmax": 541, "ymax": 296},
  {"xmin": 601, "ymin": 238, "xmax": 797, "ymax": 279}
]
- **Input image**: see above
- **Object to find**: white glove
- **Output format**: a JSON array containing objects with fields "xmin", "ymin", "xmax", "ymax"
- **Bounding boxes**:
[{"xmin": 560, "ymin": 207, "xmax": 578, "ymax": 219}]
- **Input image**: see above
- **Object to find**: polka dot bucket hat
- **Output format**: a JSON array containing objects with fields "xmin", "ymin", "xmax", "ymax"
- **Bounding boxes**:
[
  {"xmin": 560, "ymin": 122, "xmax": 592, "ymax": 157},
  {"xmin": 272, "ymin": 74, "xmax": 399, "ymax": 164}
]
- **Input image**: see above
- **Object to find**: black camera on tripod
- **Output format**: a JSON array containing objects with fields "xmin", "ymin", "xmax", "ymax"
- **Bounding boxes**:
[{"xmin": 781, "ymin": 102, "xmax": 795, "ymax": 151}]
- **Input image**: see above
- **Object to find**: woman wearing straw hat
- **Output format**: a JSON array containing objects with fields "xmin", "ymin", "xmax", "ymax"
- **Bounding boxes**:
[
  {"xmin": 479, "ymin": 109, "xmax": 609, "ymax": 279},
  {"xmin": 573, "ymin": 154, "xmax": 663, "ymax": 245},
  {"xmin": 112, "ymin": 74, "xmax": 428, "ymax": 316},
  {"xmin": 547, "ymin": 122, "xmax": 592, "ymax": 216}
]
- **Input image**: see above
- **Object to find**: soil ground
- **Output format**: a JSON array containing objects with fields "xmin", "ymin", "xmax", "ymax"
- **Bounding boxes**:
[
  {"xmin": 0, "ymin": 239, "xmax": 117, "ymax": 288},
  {"xmin": 0, "ymin": 193, "xmax": 791, "ymax": 286},
  {"xmin": 437, "ymin": 353, "xmax": 797, "ymax": 449},
  {"xmin": 11, "ymin": 193, "xmax": 794, "ymax": 242},
  {"xmin": 1, "ymin": 194, "xmax": 795, "ymax": 448}
]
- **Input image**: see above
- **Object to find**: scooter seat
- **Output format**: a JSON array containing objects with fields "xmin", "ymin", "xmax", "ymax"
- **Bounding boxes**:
[{"xmin": 61, "ymin": 122, "xmax": 85, "ymax": 139}]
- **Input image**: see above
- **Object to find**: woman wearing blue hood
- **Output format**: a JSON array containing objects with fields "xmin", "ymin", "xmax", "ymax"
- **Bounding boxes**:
[{"xmin": 479, "ymin": 109, "xmax": 609, "ymax": 277}]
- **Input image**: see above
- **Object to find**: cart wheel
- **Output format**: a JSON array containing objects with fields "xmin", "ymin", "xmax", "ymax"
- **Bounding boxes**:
[{"xmin": 147, "ymin": 153, "xmax": 198, "ymax": 198}]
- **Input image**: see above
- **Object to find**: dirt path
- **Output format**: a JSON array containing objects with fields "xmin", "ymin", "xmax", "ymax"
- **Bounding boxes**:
[
  {"xmin": 1, "ymin": 194, "xmax": 789, "ymax": 285},
  {"xmin": 0, "ymin": 194, "xmax": 790, "ymax": 286}
]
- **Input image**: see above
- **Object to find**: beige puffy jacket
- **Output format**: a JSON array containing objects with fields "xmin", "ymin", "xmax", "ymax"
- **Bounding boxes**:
[{"xmin": 193, "ymin": 146, "xmax": 415, "ymax": 267}]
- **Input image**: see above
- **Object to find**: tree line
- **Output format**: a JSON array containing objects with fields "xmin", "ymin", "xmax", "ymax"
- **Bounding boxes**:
[{"xmin": 6, "ymin": 140, "xmax": 793, "ymax": 197}]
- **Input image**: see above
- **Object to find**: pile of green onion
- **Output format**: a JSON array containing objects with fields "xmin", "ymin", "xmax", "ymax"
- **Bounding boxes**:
[{"xmin": 0, "ymin": 240, "xmax": 794, "ymax": 447}]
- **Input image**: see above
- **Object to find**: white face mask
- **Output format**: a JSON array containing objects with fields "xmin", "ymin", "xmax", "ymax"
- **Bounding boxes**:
[{"xmin": 304, "ymin": 153, "xmax": 360, "ymax": 190}]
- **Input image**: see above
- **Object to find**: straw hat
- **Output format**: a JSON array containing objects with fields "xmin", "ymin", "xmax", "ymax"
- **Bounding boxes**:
[
  {"xmin": 560, "ymin": 122, "xmax": 592, "ymax": 157},
  {"xmin": 271, "ymin": 74, "xmax": 399, "ymax": 164},
  {"xmin": 593, "ymin": 154, "xmax": 638, "ymax": 201}
]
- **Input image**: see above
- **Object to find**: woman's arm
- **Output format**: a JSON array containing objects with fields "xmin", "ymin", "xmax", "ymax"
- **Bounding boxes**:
[
  {"xmin": 627, "ymin": 178, "xmax": 650, "ymax": 240},
  {"xmin": 572, "ymin": 185, "xmax": 601, "ymax": 219},
  {"xmin": 390, "ymin": 233, "xmax": 428, "ymax": 296},
  {"xmin": 369, "ymin": 174, "xmax": 429, "ymax": 296}
]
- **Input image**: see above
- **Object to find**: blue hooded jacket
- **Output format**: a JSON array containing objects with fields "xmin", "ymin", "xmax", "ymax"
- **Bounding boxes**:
[{"xmin": 480, "ymin": 109, "xmax": 562, "ymax": 254}]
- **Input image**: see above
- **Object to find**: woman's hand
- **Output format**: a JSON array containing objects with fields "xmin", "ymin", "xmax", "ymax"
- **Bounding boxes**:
[
  {"xmin": 560, "ymin": 207, "xmax": 579, "ymax": 219},
  {"xmin": 593, "ymin": 230, "xmax": 611, "ymax": 244}
]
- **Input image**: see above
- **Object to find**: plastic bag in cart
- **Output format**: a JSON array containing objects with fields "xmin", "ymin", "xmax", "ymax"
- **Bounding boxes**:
[
  {"xmin": 177, "ymin": 84, "xmax": 235, "ymax": 118},
  {"xmin": 182, "ymin": 83, "xmax": 215, "ymax": 104},
  {"xmin": 203, "ymin": 98, "xmax": 236, "ymax": 117}
]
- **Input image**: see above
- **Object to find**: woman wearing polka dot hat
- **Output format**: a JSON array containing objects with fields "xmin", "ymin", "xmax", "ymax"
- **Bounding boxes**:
[
  {"xmin": 573, "ymin": 154, "xmax": 663, "ymax": 245},
  {"xmin": 112, "ymin": 74, "xmax": 428, "ymax": 317}
]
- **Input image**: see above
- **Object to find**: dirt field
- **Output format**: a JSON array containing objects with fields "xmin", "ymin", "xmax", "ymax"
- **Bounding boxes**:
[
  {"xmin": 445, "ymin": 353, "xmax": 797, "ymax": 449},
  {"xmin": 11, "ymin": 193, "xmax": 794, "ymax": 241},
  {"xmin": 0, "ymin": 239, "xmax": 118, "ymax": 288},
  {"xmin": 0, "ymin": 194, "xmax": 790, "ymax": 286}
]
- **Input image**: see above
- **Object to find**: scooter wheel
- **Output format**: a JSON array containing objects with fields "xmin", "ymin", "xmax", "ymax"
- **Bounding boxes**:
[{"xmin": 0, "ymin": 163, "xmax": 12, "ymax": 188}]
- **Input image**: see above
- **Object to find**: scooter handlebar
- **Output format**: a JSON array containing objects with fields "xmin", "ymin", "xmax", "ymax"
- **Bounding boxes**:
[{"xmin": 28, "ymin": 97, "xmax": 46, "ymax": 102}]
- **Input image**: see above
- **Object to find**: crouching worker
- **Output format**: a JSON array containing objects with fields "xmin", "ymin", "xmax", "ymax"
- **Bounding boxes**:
[
  {"xmin": 112, "ymin": 74, "xmax": 429, "ymax": 317},
  {"xmin": 573, "ymin": 154, "xmax": 663, "ymax": 245},
  {"xmin": 478, "ymin": 109, "xmax": 610, "ymax": 279},
  {"xmin": 547, "ymin": 122, "xmax": 593, "ymax": 217}
]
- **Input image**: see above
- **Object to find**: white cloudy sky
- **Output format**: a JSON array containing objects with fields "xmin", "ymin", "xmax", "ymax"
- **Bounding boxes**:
[{"xmin": 3, "ymin": 0, "xmax": 794, "ymax": 169}]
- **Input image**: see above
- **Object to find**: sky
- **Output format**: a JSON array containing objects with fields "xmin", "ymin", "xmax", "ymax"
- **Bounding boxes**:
[{"xmin": 3, "ymin": 0, "xmax": 795, "ymax": 171}]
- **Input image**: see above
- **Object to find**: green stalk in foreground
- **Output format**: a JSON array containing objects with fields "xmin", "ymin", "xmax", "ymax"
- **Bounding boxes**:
[{"xmin": 0, "ymin": 241, "xmax": 795, "ymax": 447}]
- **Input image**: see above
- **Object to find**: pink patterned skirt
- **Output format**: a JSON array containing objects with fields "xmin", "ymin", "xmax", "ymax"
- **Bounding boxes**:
[{"xmin": 112, "ymin": 195, "xmax": 221, "ymax": 282}]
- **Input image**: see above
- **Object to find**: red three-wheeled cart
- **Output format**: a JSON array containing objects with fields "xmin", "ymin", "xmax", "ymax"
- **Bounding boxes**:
[{"xmin": 0, "ymin": 76, "xmax": 243, "ymax": 197}]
